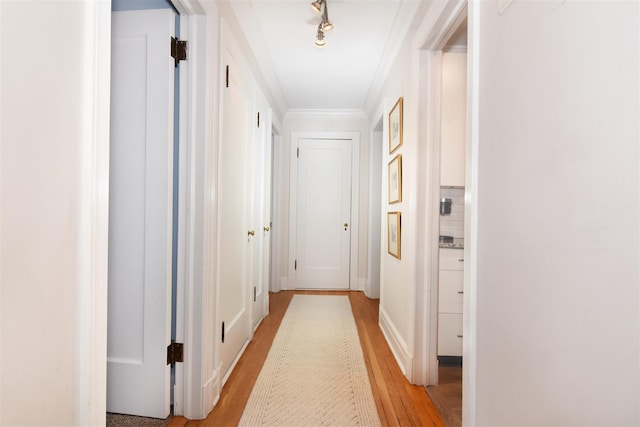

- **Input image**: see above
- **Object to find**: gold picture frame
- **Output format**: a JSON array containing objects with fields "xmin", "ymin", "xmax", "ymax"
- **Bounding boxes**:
[
  {"xmin": 387, "ymin": 211, "xmax": 401, "ymax": 259},
  {"xmin": 389, "ymin": 97, "xmax": 403, "ymax": 154},
  {"xmin": 388, "ymin": 154, "xmax": 402, "ymax": 204}
]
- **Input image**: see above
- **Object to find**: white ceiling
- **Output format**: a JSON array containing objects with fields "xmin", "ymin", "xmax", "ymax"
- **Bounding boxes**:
[{"xmin": 229, "ymin": 0, "xmax": 426, "ymax": 112}]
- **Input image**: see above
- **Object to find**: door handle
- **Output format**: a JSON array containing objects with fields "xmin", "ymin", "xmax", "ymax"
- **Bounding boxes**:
[
  {"xmin": 263, "ymin": 226, "xmax": 270, "ymax": 232},
  {"xmin": 248, "ymin": 230, "xmax": 255, "ymax": 236},
  {"xmin": 344, "ymin": 223, "xmax": 349, "ymax": 230}
]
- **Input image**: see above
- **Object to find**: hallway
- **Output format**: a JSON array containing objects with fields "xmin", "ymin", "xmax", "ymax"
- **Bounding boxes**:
[{"xmin": 169, "ymin": 291, "xmax": 445, "ymax": 427}]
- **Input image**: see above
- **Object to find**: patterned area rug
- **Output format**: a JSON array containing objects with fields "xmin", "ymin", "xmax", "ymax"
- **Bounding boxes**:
[{"xmin": 239, "ymin": 295, "xmax": 381, "ymax": 426}]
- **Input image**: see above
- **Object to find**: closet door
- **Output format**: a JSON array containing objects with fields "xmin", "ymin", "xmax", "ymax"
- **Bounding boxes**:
[
  {"xmin": 107, "ymin": 9, "xmax": 175, "ymax": 418},
  {"xmin": 250, "ymin": 103, "xmax": 272, "ymax": 329},
  {"xmin": 295, "ymin": 138, "xmax": 352, "ymax": 289},
  {"xmin": 218, "ymin": 50, "xmax": 253, "ymax": 382}
]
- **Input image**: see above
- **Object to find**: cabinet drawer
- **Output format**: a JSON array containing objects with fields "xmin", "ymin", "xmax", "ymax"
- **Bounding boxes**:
[
  {"xmin": 439, "ymin": 248, "xmax": 464, "ymax": 270},
  {"xmin": 438, "ymin": 313, "xmax": 463, "ymax": 356},
  {"xmin": 439, "ymin": 270, "xmax": 463, "ymax": 313}
]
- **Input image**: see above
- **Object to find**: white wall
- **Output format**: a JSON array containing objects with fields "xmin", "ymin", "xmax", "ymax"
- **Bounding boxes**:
[
  {"xmin": 1, "ymin": 1, "xmax": 109, "ymax": 425},
  {"xmin": 373, "ymin": 34, "xmax": 420, "ymax": 376},
  {"xmin": 278, "ymin": 112, "xmax": 371, "ymax": 291},
  {"xmin": 440, "ymin": 51, "xmax": 466, "ymax": 187},
  {"xmin": 470, "ymin": 0, "xmax": 639, "ymax": 424}
]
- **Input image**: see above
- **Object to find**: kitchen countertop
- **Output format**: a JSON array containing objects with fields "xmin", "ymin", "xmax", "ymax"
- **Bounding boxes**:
[{"xmin": 439, "ymin": 238, "xmax": 464, "ymax": 250}]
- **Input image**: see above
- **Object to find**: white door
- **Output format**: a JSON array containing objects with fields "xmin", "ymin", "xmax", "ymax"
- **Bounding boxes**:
[
  {"xmin": 295, "ymin": 138, "xmax": 352, "ymax": 289},
  {"xmin": 260, "ymin": 130, "xmax": 273, "ymax": 315},
  {"xmin": 108, "ymin": 9, "xmax": 175, "ymax": 418},
  {"xmin": 250, "ymin": 105, "xmax": 271, "ymax": 329},
  {"xmin": 218, "ymin": 51, "xmax": 253, "ymax": 381}
]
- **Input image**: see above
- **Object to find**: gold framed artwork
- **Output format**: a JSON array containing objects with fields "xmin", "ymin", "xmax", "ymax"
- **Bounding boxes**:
[
  {"xmin": 387, "ymin": 212, "xmax": 401, "ymax": 259},
  {"xmin": 389, "ymin": 97, "xmax": 403, "ymax": 154},
  {"xmin": 388, "ymin": 154, "xmax": 402, "ymax": 204}
]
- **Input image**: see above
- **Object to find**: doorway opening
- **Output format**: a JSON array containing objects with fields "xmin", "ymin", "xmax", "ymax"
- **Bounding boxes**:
[{"xmin": 425, "ymin": 15, "xmax": 468, "ymax": 427}]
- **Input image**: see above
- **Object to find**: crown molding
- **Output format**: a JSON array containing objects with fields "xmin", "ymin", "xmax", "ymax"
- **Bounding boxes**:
[
  {"xmin": 364, "ymin": 0, "xmax": 431, "ymax": 116},
  {"xmin": 285, "ymin": 108, "xmax": 368, "ymax": 120},
  {"xmin": 224, "ymin": 0, "xmax": 289, "ymax": 117}
]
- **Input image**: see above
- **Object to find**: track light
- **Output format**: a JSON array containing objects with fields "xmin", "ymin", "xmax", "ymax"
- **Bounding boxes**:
[
  {"xmin": 310, "ymin": 0, "xmax": 322, "ymax": 14},
  {"xmin": 321, "ymin": 5, "xmax": 333, "ymax": 32},
  {"xmin": 310, "ymin": 0, "xmax": 333, "ymax": 46},
  {"xmin": 315, "ymin": 27, "xmax": 325, "ymax": 48}
]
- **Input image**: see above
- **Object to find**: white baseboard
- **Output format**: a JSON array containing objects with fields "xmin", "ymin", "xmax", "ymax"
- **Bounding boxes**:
[
  {"xmin": 280, "ymin": 277, "xmax": 288, "ymax": 290},
  {"xmin": 379, "ymin": 306, "xmax": 413, "ymax": 379},
  {"xmin": 202, "ymin": 369, "xmax": 218, "ymax": 420},
  {"xmin": 363, "ymin": 280, "xmax": 380, "ymax": 299},
  {"xmin": 222, "ymin": 339, "xmax": 251, "ymax": 386}
]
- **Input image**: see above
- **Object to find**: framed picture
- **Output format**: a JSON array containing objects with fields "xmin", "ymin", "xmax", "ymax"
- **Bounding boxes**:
[
  {"xmin": 387, "ymin": 212, "xmax": 401, "ymax": 259},
  {"xmin": 388, "ymin": 154, "xmax": 402, "ymax": 204},
  {"xmin": 389, "ymin": 97, "xmax": 403, "ymax": 154}
]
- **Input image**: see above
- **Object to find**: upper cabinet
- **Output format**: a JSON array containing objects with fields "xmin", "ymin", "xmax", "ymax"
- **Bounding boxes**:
[{"xmin": 440, "ymin": 52, "xmax": 467, "ymax": 187}]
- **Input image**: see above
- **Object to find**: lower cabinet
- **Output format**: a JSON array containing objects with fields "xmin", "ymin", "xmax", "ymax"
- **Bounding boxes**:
[
  {"xmin": 438, "ymin": 248, "xmax": 464, "ymax": 357},
  {"xmin": 438, "ymin": 313, "xmax": 463, "ymax": 356}
]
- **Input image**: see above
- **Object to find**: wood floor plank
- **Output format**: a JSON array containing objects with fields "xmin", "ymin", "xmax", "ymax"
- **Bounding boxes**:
[
  {"xmin": 357, "ymin": 319, "xmax": 400, "ymax": 427},
  {"xmin": 171, "ymin": 291, "xmax": 445, "ymax": 427}
]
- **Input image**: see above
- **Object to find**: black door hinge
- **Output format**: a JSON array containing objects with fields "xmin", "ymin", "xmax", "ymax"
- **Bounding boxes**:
[
  {"xmin": 296, "ymin": 147, "xmax": 299, "ymax": 158},
  {"xmin": 257, "ymin": 112, "xmax": 260, "ymax": 128},
  {"xmin": 171, "ymin": 37, "xmax": 187, "ymax": 67},
  {"xmin": 166, "ymin": 341, "xmax": 184, "ymax": 366},
  {"xmin": 221, "ymin": 321, "xmax": 225, "ymax": 343},
  {"xmin": 294, "ymin": 260, "xmax": 297, "ymax": 270},
  {"xmin": 225, "ymin": 65, "xmax": 229, "ymax": 88},
  {"xmin": 254, "ymin": 286, "xmax": 257, "ymax": 302}
]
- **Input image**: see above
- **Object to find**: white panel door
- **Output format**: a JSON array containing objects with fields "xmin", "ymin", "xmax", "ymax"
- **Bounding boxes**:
[
  {"xmin": 250, "ymin": 104, "xmax": 271, "ymax": 330},
  {"xmin": 296, "ymin": 138, "xmax": 352, "ymax": 289},
  {"xmin": 260, "ymin": 128, "xmax": 273, "ymax": 315},
  {"xmin": 108, "ymin": 9, "xmax": 175, "ymax": 418},
  {"xmin": 218, "ymin": 51, "xmax": 253, "ymax": 381}
]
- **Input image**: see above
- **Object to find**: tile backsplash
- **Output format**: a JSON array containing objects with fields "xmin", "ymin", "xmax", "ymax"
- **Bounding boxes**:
[{"xmin": 440, "ymin": 187, "xmax": 464, "ymax": 239}]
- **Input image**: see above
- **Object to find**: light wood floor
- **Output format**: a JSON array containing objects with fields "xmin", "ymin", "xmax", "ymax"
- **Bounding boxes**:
[{"xmin": 169, "ymin": 291, "xmax": 445, "ymax": 427}]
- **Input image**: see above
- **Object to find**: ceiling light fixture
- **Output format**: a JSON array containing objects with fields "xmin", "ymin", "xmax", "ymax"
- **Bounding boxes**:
[
  {"xmin": 310, "ymin": 0, "xmax": 322, "ymax": 14},
  {"xmin": 321, "ymin": 1, "xmax": 333, "ymax": 32},
  {"xmin": 315, "ymin": 26, "xmax": 326, "ymax": 48},
  {"xmin": 310, "ymin": 0, "xmax": 333, "ymax": 47}
]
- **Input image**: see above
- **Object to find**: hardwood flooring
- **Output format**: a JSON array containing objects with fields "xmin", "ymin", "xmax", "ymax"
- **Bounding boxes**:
[
  {"xmin": 425, "ymin": 365, "xmax": 462, "ymax": 427},
  {"xmin": 169, "ymin": 291, "xmax": 445, "ymax": 427}
]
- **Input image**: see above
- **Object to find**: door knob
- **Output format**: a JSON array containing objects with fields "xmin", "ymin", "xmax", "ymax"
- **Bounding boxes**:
[
  {"xmin": 344, "ymin": 223, "xmax": 349, "ymax": 230},
  {"xmin": 248, "ymin": 230, "xmax": 255, "ymax": 236},
  {"xmin": 263, "ymin": 226, "xmax": 270, "ymax": 232}
]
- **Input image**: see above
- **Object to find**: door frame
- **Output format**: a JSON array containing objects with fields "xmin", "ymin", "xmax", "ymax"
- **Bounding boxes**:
[
  {"xmin": 169, "ymin": 0, "xmax": 211, "ymax": 419},
  {"xmin": 287, "ymin": 131, "xmax": 360, "ymax": 290},
  {"xmin": 366, "ymin": 105, "xmax": 385, "ymax": 299},
  {"xmin": 412, "ymin": 0, "xmax": 476, "ymax": 424}
]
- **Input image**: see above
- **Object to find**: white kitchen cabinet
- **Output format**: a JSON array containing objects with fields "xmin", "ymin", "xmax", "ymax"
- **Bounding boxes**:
[
  {"xmin": 439, "ymin": 270, "xmax": 463, "ymax": 313},
  {"xmin": 438, "ymin": 248, "xmax": 464, "ymax": 356},
  {"xmin": 440, "ymin": 52, "xmax": 467, "ymax": 187},
  {"xmin": 438, "ymin": 313, "xmax": 463, "ymax": 357}
]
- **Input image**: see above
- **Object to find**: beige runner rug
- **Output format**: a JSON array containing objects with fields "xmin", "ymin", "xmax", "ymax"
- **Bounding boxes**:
[{"xmin": 239, "ymin": 295, "xmax": 382, "ymax": 426}]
